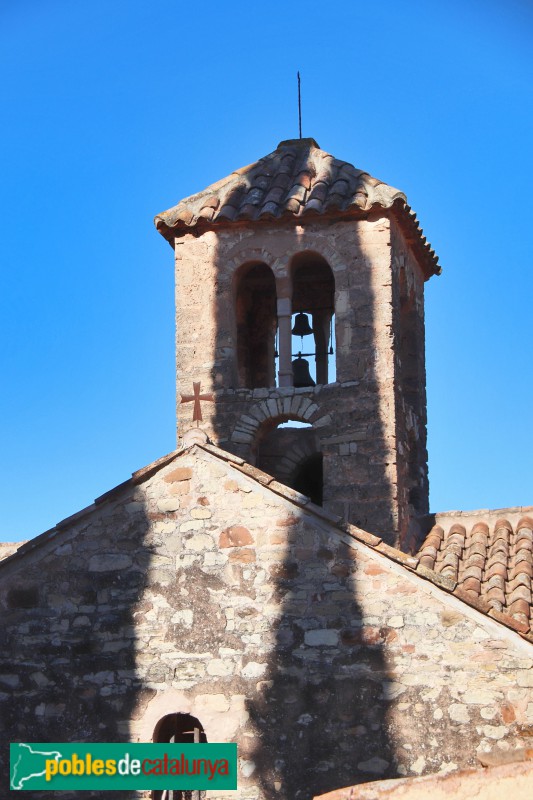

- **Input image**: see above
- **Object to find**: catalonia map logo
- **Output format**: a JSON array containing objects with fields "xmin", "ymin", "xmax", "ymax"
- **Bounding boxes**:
[{"xmin": 11, "ymin": 743, "xmax": 63, "ymax": 790}]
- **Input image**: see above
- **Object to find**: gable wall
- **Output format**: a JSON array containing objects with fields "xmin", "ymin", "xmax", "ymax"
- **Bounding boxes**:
[{"xmin": 0, "ymin": 447, "xmax": 531, "ymax": 799}]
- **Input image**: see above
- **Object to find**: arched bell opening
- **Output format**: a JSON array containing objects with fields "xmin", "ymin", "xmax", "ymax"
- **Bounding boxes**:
[
  {"xmin": 255, "ymin": 417, "xmax": 323, "ymax": 505},
  {"xmin": 234, "ymin": 262, "xmax": 277, "ymax": 389},
  {"xmin": 290, "ymin": 252, "xmax": 335, "ymax": 386},
  {"xmin": 152, "ymin": 713, "xmax": 207, "ymax": 800}
]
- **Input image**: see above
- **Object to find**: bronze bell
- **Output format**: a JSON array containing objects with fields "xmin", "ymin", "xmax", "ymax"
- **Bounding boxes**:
[
  {"xmin": 292, "ymin": 312, "xmax": 313, "ymax": 337},
  {"xmin": 292, "ymin": 356, "xmax": 315, "ymax": 388}
]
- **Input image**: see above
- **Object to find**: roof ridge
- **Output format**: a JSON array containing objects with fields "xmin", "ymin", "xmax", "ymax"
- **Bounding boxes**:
[
  {"xmin": 196, "ymin": 443, "xmax": 533, "ymax": 643},
  {"xmin": 0, "ymin": 448, "xmax": 183, "ymax": 566},
  {"xmin": 2, "ymin": 439, "xmax": 530, "ymax": 643}
]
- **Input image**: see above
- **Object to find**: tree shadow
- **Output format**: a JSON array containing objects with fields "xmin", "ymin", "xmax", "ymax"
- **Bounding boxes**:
[
  {"xmin": 0, "ymin": 487, "xmax": 154, "ymax": 799},
  {"xmin": 244, "ymin": 515, "xmax": 397, "ymax": 800},
  {"xmin": 207, "ymin": 139, "xmax": 399, "ymax": 798}
]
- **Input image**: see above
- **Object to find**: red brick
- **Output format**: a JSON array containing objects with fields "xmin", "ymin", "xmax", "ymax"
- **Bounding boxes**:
[
  {"xmin": 219, "ymin": 526, "xmax": 254, "ymax": 548},
  {"xmin": 228, "ymin": 548, "xmax": 255, "ymax": 564},
  {"xmin": 164, "ymin": 467, "xmax": 193, "ymax": 483},
  {"xmin": 501, "ymin": 702, "xmax": 516, "ymax": 724},
  {"xmin": 365, "ymin": 562, "xmax": 387, "ymax": 576}
]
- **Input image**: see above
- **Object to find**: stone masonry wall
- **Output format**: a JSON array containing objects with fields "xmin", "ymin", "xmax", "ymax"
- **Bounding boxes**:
[
  {"xmin": 390, "ymin": 220, "xmax": 429, "ymax": 552},
  {"xmin": 174, "ymin": 216, "xmax": 418, "ymax": 542},
  {"xmin": 0, "ymin": 446, "xmax": 531, "ymax": 800}
]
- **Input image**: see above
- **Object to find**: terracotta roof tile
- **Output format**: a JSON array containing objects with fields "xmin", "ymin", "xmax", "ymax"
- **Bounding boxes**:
[
  {"xmin": 155, "ymin": 138, "xmax": 440, "ymax": 279},
  {"xmin": 417, "ymin": 512, "xmax": 533, "ymax": 634}
]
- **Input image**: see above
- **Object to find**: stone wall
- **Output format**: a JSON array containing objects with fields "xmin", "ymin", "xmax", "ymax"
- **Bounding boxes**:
[
  {"xmin": 1, "ymin": 446, "xmax": 531, "ymax": 800},
  {"xmin": 390, "ymin": 220, "xmax": 429, "ymax": 552},
  {"xmin": 0, "ymin": 540, "xmax": 25, "ymax": 561}
]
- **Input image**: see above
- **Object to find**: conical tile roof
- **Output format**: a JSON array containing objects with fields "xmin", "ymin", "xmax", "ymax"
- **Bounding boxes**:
[{"xmin": 155, "ymin": 138, "xmax": 440, "ymax": 277}]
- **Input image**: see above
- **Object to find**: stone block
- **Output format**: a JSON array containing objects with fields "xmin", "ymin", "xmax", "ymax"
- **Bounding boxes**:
[
  {"xmin": 195, "ymin": 693, "xmax": 230, "ymax": 712},
  {"xmin": 157, "ymin": 498, "xmax": 181, "ymax": 512},
  {"xmin": 241, "ymin": 661, "xmax": 267, "ymax": 679},
  {"xmin": 186, "ymin": 533, "xmax": 215, "ymax": 551},
  {"xmin": 180, "ymin": 520, "xmax": 204, "ymax": 532},
  {"xmin": 356, "ymin": 756, "xmax": 389, "ymax": 774},
  {"xmin": 228, "ymin": 548, "xmax": 256, "ymax": 564},
  {"xmin": 304, "ymin": 629, "xmax": 339, "ymax": 646},
  {"xmin": 206, "ymin": 659, "xmax": 234, "ymax": 677},
  {"xmin": 219, "ymin": 526, "xmax": 254, "ymax": 547},
  {"xmin": 89, "ymin": 554, "xmax": 132, "ymax": 572},
  {"xmin": 449, "ymin": 703, "xmax": 470, "ymax": 723},
  {"xmin": 164, "ymin": 467, "xmax": 193, "ymax": 483},
  {"xmin": 191, "ymin": 507, "xmax": 212, "ymax": 519}
]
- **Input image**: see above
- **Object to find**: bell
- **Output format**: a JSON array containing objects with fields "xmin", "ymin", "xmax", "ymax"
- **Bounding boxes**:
[
  {"xmin": 291, "ymin": 312, "xmax": 313, "ymax": 337},
  {"xmin": 292, "ymin": 357, "xmax": 315, "ymax": 388}
]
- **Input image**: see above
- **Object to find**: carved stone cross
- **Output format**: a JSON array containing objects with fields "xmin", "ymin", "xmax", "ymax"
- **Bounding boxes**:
[{"xmin": 179, "ymin": 382, "xmax": 214, "ymax": 426}]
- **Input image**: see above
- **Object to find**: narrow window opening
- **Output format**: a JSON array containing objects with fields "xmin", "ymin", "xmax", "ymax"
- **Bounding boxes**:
[
  {"xmin": 291, "ymin": 253, "xmax": 335, "ymax": 386},
  {"xmin": 235, "ymin": 263, "xmax": 277, "ymax": 388}
]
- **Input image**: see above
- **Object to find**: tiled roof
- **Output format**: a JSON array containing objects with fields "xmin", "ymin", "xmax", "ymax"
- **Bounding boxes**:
[
  {"xmin": 417, "ymin": 513, "xmax": 533, "ymax": 634},
  {"xmin": 155, "ymin": 138, "xmax": 440, "ymax": 278}
]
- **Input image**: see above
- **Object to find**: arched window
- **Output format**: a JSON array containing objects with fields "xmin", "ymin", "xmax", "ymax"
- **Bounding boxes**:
[
  {"xmin": 152, "ymin": 713, "xmax": 207, "ymax": 800},
  {"xmin": 255, "ymin": 419, "xmax": 323, "ymax": 505},
  {"xmin": 290, "ymin": 253, "xmax": 335, "ymax": 386},
  {"xmin": 235, "ymin": 262, "xmax": 277, "ymax": 389}
]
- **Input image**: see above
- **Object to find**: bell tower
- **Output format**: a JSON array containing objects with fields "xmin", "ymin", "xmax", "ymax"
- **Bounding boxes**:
[{"xmin": 155, "ymin": 138, "xmax": 440, "ymax": 551}]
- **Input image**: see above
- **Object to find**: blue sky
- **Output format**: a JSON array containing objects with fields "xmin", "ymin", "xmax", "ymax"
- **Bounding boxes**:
[{"xmin": 1, "ymin": 0, "xmax": 532, "ymax": 542}]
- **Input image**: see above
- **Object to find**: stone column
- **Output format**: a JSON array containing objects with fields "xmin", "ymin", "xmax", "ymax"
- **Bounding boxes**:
[
  {"xmin": 312, "ymin": 310, "xmax": 332, "ymax": 385},
  {"xmin": 277, "ymin": 297, "xmax": 293, "ymax": 387}
]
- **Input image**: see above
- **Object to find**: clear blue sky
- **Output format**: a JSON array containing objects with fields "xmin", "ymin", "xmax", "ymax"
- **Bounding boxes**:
[{"xmin": 1, "ymin": 0, "xmax": 532, "ymax": 542}]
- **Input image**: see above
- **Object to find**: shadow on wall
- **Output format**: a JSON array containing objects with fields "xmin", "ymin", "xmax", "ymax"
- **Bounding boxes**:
[
  {"xmin": 0, "ymin": 496, "xmax": 154, "ymax": 800},
  {"xmin": 209, "ymin": 155, "xmax": 399, "ymax": 799},
  {"xmin": 244, "ymin": 516, "xmax": 398, "ymax": 800},
  {"xmin": 256, "ymin": 422, "xmax": 322, "ymax": 505}
]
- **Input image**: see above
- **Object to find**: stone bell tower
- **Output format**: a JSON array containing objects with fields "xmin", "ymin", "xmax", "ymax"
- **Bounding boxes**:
[{"xmin": 155, "ymin": 138, "xmax": 440, "ymax": 551}]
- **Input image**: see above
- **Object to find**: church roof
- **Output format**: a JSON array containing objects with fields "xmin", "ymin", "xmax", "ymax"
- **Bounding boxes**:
[
  {"xmin": 154, "ymin": 138, "xmax": 440, "ymax": 278},
  {"xmin": 418, "ymin": 513, "xmax": 533, "ymax": 634}
]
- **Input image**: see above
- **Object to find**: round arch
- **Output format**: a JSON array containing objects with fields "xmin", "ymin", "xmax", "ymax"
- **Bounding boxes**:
[
  {"xmin": 137, "ymin": 689, "xmax": 243, "ymax": 745},
  {"xmin": 230, "ymin": 395, "xmax": 329, "ymax": 448},
  {"xmin": 289, "ymin": 251, "xmax": 335, "ymax": 387},
  {"xmin": 254, "ymin": 415, "xmax": 324, "ymax": 505},
  {"xmin": 233, "ymin": 260, "xmax": 277, "ymax": 389}
]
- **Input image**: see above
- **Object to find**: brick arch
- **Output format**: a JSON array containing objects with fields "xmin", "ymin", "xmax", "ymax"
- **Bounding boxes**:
[
  {"xmin": 226, "ymin": 239, "xmax": 348, "ymax": 280},
  {"xmin": 226, "ymin": 245, "xmax": 277, "ymax": 273},
  {"xmin": 138, "ymin": 688, "xmax": 244, "ymax": 744},
  {"xmin": 280, "ymin": 241, "xmax": 347, "ymax": 274},
  {"xmin": 230, "ymin": 395, "xmax": 328, "ymax": 447}
]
